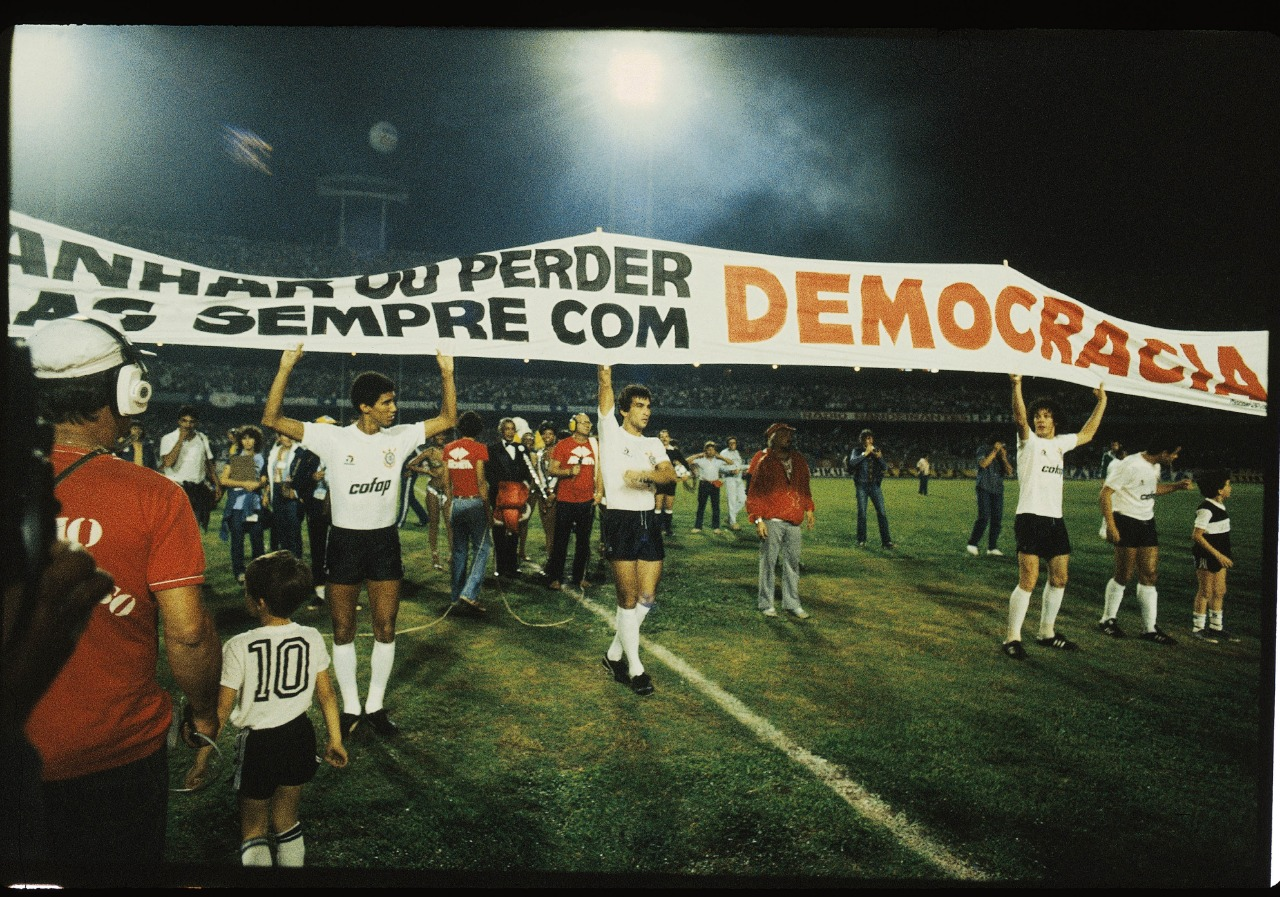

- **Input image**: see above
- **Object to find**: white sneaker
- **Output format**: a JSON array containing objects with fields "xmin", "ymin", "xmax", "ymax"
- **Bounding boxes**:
[
  {"xmin": 966, "ymin": 544, "xmax": 979, "ymax": 556},
  {"xmin": 761, "ymin": 607, "xmax": 778, "ymax": 617},
  {"xmin": 790, "ymin": 608, "xmax": 811, "ymax": 620},
  {"xmin": 987, "ymin": 548, "xmax": 1004, "ymax": 557}
]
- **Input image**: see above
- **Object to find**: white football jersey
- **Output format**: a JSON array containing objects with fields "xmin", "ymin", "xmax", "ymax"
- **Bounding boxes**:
[
  {"xmin": 1015, "ymin": 432, "xmax": 1078, "ymax": 519},
  {"xmin": 597, "ymin": 411, "xmax": 667, "ymax": 511},
  {"xmin": 301, "ymin": 421, "xmax": 423, "ymax": 529},
  {"xmin": 1104, "ymin": 453, "xmax": 1162, "ymax": 521},
  {"xmin": 222, "ymin": 622, "xmax": 330, "ymax": 730}
]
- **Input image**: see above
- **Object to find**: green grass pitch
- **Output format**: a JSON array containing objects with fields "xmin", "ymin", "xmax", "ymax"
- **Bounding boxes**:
[{"xmin": 164, "ymin": 477, "xmax": 1269, "ymax": 885}]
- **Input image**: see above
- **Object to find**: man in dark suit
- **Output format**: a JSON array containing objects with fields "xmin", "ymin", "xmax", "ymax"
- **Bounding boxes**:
[{"xmin": 487, "ymin": 417, "xmax": 534, "ymax": 579}]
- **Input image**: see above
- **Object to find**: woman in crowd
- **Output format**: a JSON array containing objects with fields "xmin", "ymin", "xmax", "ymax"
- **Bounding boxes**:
[{"xmin": 220, "ymin": 425, "xmax": 269, "ymax": 584}]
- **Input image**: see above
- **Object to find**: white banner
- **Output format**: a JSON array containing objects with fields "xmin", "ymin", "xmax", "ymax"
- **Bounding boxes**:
[{"xmin": 8, "ymin": 211, "xmax": 1268, "ymax": 416}]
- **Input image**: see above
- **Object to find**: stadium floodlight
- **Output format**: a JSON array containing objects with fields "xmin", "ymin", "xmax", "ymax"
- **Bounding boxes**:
[{"xmin": 609, "ymin": 49, "xmax": 662, "ymax": 108}]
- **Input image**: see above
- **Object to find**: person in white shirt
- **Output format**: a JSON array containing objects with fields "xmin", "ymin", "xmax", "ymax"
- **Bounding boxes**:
[
  {"xmin": 720, "ymin": 436, "xmax": 748, "ymax": 531},
  {"xmin": 159, "ymin": 404, "xmax": 222, "ymax": 528},
  {"xmin": 1002, "ymin": 374, "xmax": 1106, "ymax": 659},
  {"xmin": 262, "ymin": 345, "xmax": 455, "ymax": 738},
  {"xmin": 596, "ymin": 365, "xmax": 676, "ymax": 697},
  {"xmin": 1096, "ymin": 442, "xmax": 1193, "ymax": 643}
]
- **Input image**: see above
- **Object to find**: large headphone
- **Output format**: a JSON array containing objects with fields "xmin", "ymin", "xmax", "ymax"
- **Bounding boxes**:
[{"xmin": 75, "ymin": 316, "xmax": 154, "ymax": 416}]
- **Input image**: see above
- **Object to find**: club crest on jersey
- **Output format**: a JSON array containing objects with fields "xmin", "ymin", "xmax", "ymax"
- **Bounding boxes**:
[
  {"xmin": 384, "ymin": 449, "xmax": 397, "ymax": 468},
  {"xmin": 344, "ymin": 454, "xmax": 355, "ymax": 466}
]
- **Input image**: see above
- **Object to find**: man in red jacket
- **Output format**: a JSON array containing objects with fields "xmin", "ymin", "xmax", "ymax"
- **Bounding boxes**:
[{"xmin": 746, "ymin": 422, "xmax": 816, "ymax": 619}]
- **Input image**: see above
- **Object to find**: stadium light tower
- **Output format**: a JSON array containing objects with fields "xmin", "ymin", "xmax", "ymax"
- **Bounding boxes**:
[{"xmin": 317, "ymin": 174, "xmax": 408, "ymax": 251}]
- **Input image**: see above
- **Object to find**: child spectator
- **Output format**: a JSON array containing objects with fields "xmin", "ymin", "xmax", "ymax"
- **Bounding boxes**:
[
  {"xmin": 185, "ymin": 551, "xmax": 347, "ymax": 866},
  {"xmin": 1191, "ymin": 470, "xmax": 1238, "ymax": 642}
]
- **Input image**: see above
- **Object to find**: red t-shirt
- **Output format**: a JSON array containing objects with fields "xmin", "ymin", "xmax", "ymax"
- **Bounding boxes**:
[
  {"xmin": 444, "ymin": 437, "xmax": 489, "ymax": 499},
  {"xmin": 25, "ymin": 447, "xmax": 206, "ymax": 781},
  {"xmin": 550, "ymin": 436, "xmax": 597, "ymax": 504}
]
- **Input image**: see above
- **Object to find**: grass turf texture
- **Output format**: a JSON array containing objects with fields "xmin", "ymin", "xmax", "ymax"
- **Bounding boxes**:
[{"xmin": 163, "ymin": 478, "xmax": 1268, "ymax": 885}]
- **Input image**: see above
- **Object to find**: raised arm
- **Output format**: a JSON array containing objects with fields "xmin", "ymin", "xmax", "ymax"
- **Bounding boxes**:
[
  {"xmin": 598, "ymin": 364, "xmax": 614, "ymax": 419},
  {"xmin": 1010, "ymin": 374, "xmax": 1029, "ymax": 441},
  {"xmin": 423, "ymin": 352, "xmax": 457, "ymax": 440},
  {"xmin": 261, "ymin": 345, "xmax": 306, "ymax": 442},
  {"xmin": 1075, "ymin": 383, "xmax": 1107, "ymax": 448}
]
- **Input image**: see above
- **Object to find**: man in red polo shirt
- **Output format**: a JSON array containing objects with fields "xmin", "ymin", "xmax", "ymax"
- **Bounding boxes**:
[
  {"xmin": 24, "ymin": 316, "xmax": 221, "ymax": 872},
  {"xmin": 544, "ymin": 412, "xmax": 599, "ymax": 592},
  {"xmin": 746, "ymin": 422, "xmax": 816, "ymax": 619}
]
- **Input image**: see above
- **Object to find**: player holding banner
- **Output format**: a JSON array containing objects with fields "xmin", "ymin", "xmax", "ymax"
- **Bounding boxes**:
[
  {"xmin": 1002, "ymin": 374, "xmax": 1106, "ymax": 659},
  {"xmin": 263, "ymin": 345, "xmax": 456, "ymax": 737},
  {"xmin": 596, "ymin": 365, "xmax": 676, "ymax": 696}
]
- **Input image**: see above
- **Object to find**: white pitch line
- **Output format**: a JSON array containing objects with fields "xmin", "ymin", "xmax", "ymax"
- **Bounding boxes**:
[{"xmin": 577, "ymin": 594, "xmax": 988, "ymax": 882}]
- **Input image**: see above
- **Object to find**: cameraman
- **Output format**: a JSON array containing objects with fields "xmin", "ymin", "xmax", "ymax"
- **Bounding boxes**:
[{"xmin": 22, "ymin": 317, "xmax": 220, "ymax": 871}]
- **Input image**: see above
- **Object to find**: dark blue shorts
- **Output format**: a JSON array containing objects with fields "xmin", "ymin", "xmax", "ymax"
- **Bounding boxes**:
[{"xmin": 601, "ymin": 508, "xmax": 664, "ymax": 562}]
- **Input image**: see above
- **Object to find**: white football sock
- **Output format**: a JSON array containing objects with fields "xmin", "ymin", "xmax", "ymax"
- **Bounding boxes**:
[
  {"xmin": 332, "ymin": 642, "xmax": 361, "ymax": 715},
  {"xmin": 1192, "ymin": 612, "xmax": 1207, "ymax": 631},
  {"xmin": 1037, "ymin": 584, "xmax": 1066, "ymax": 639},
  {"xmin": 1135, "ymin": 583, "xmax": 1158, "ymax": 632},
  {"xmin": 1006, "ymin": 586, "xmax": 1032, "ymax": 643},
  {"xmin": 241, "ymin": 837, "xmax": 272, "ymax": 867},
  {"xmin": 1102, "ymin": 578, "xmax": 1125, "ymax": 621},
  {"xmin": 1209, "ymin": 609, "xmax": 1224, "ymax": 630},
  {"xmin": 275, "ymin": 823, "xmax": 304, "ymax": 868},
  {"xmin": 365, "ymin": 640, "xmax": 395, "ymax": 714},
  {"xmin": 617, "ymin": 606, "xmax": 644, "ymax": 675}
]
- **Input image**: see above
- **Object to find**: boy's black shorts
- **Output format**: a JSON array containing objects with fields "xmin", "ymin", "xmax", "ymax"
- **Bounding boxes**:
[{"xmin": 234, "ymin": 712, "xmax": 318, "ymax": 800}]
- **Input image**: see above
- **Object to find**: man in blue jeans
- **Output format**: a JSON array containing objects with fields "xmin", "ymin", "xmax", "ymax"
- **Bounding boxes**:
[
  {"xmin": 445, "ymin": 411, "xmax": 492, "ymax": 611},
  {"xmin": 848, "ymin": 428, "xmax": 895, "ymax": 549},
  {"xmin": 967, "ymin": 435, "xmax": 1013, "ymax": 557}
]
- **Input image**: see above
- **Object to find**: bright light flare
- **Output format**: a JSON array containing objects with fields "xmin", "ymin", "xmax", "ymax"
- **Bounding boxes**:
[
  {"xmin": 11, "ymin": 26, "xmax": 79, "ymax": 124},
  {"xmin": 609, "ymin": 49, "xmax": 662, "ymax": 108}
]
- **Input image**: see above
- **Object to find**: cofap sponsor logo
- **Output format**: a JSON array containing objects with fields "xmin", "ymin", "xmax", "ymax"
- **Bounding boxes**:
[{"xmin": 349, "ymin": 477, "xmax": 393, "ymax": 495}]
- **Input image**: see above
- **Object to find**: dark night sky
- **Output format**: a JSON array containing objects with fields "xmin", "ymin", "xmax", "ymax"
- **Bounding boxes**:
[{"xmin": 9, "ymin": 28, "xmax": 1279, "ymax": 332}]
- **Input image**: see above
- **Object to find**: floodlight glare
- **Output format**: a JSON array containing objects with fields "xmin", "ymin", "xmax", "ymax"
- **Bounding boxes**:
[{"xmin": 609, "ymin": 49, "xmax": 662, "ymax": 107}]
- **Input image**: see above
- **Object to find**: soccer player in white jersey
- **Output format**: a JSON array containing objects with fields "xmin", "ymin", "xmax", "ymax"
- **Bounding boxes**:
[
  {"xmin": 1096, "ymin": 441, "xmax": 1193, "ymax": 643},
  {"xmin": 1002, "ymin": 374, "xmax": 1106, "ymax": 659},
  {"xmin": 596, "ymin": 365, "xmax": 676, "ymax": 696},
  {"xmin": 263, "ymin": 345, "xmax": 456, "ymax": 735}
]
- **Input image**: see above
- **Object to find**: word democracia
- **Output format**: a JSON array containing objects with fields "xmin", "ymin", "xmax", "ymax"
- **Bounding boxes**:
[{"xmin": 724, "ymin": 267, "xmax": 1266, "ymax": 402}]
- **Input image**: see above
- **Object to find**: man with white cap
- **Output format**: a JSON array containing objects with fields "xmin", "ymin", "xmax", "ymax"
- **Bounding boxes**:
[
  {"xmin": 746, "ymin": 422, "xmax": 816, "ymax": 619},
  {"xmin": 22, "ymin": 316, "xmax": 221, "ymax": 871}
]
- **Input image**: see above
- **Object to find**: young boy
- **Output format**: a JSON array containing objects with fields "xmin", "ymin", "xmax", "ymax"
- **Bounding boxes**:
[
  {"xmin": 1191, "ymin": 469, "xmax": 1237, "ymax": 642},
  {"xmin": 186, "ymin": 551, "xmax": 347, "ymax": 867}
]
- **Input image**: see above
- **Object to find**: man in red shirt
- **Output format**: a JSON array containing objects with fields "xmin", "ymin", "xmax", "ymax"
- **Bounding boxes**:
[
  {"xmin": 24, "ymin": 316, "xmax": 221, "ymax": 872},
  {"xmin": 746, "ymin": 422, "xmax": 816, "ymax": 619},
  {"xmin": 544, "ymin": 412, "xmax": 599, "ymax": 592},
  {"xmin": 445, "ymin": 411, "xmax": 491, "ymax": 611}
]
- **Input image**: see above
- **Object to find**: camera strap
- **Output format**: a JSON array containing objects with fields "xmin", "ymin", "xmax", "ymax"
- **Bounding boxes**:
[{"xmin": 53, "ymin": 448, "xmax": 111, "ymax": 489}]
